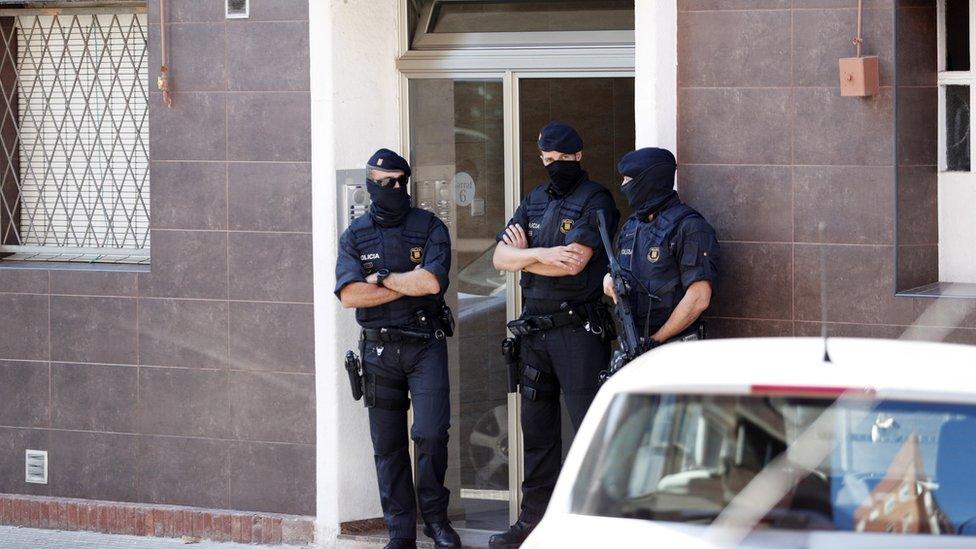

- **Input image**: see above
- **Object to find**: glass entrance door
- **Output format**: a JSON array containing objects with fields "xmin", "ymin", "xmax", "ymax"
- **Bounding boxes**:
[
  {"xmin": 408, "ymin": 78, "xmax": 511, "ymax": 530},
  {"xmin": 515, "ymin": 75, "xmax": 635, "ymax": 462},
  {"xmin": 405, "ymin": 73, "xmax": 634, "ymax": 530}
]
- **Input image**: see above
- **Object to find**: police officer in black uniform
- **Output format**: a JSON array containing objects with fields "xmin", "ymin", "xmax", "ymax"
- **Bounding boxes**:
[
  {"xmin": 335, "ymin": 149, "xmax": 461, "ymax": 549},
  {"xmin": 489, "ymin": 123, "xmax": 619, "ymax": 548},
  {"xmin": 604, "ymin": 147, "xmax": 719, "ymax": 351}
]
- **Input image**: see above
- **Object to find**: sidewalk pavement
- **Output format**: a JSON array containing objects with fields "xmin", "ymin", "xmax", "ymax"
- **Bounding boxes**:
[
  {"xmin": 337, "ymin": 526, "xmax": 492, "ymax": 548},
  {"xmin": 0, "ymin": 525, "xmax": 308, "ymax": 549},
  {"xmin": 0, "ymin": 524, "xmax": 493, "ymax": 548}
]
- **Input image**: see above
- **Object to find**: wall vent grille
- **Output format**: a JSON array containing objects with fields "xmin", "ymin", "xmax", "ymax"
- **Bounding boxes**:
[
  {"xmin": 25, "ymin": 449, "xmax": 47, "ymax": 484},
  {"xmin": 226, "ymin": 0, "xmax": 248, "ymax": 19}
]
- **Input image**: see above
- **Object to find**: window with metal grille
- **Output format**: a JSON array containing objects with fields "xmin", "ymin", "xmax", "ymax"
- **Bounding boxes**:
[
  {"xmin": 0, "ymin": 6, "xmax": 149, "ymax": 264},
  {"xmin": 936, "ymin": 0, "xmax": 976, "ymax": 285},
  {"xmin": 940, "ymin": 0, "xmax": 973, "ymax": 172}
]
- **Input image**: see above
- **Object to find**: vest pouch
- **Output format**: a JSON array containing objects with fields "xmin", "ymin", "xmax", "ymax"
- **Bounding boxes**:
[{"xmin": 437, "ymin": 302, "xmax": 455, "ymax": 337}]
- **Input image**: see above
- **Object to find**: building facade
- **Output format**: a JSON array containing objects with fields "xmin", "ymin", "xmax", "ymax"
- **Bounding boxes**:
[
  {"xmin": 0, "ymin": 0, "xmax": 972, "ymax": 547},
  {"xmin": 0, "ymin": 0, "xmax": 315, "ymax": 544}
]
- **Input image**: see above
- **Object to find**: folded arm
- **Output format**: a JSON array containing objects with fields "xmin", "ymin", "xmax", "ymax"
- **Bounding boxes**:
[
  {"xmin": 523, "ymin": 243, "xmax": 592, "ymax": 277},
  {"xmin": 380, "ymin": 267, "xmax": 441, "ymax": 296},
  {"xmin": 492, "ymin": 223, "xmax": 589, "ymax": 276},
  {"xmin": 338, "ymin": 266, "xmax": 440, "ymax": 308},
  {"xmin": 339, "ymin": 282, "xmax": 402, "ymax": 309},
  {"xmin": 511, "ymin": 195, "xmax": 616, "ymax": 278}
]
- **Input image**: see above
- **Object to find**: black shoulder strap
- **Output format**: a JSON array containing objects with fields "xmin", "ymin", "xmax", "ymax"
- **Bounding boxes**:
[
  {"xmin": 561, "ymin": 180, "xmax": 609, "ymax": 213},
  {"xmin": 525, "ymin": 184, "xmax": 550, "ymax": 209},
  {"xmin": 350, "ymin": 215, "xmax": 379, "ymax": 245},
  {"xmin": 402, "ymin": 208, "xmax": 434, "ymax": 237},
  {"xmin": 658, "ymin": 204, "xmax": 701, "ymax": 242}
]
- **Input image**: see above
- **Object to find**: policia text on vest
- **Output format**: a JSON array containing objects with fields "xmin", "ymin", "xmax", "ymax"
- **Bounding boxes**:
[{"xmin": 334, "ymin": 149, "xmax": 462, "ymax": 549}]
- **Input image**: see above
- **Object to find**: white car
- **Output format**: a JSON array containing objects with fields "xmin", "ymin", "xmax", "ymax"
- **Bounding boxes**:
[{"xmin": 524, "ymin": 337, "xmax": 976, "ymax": 548}]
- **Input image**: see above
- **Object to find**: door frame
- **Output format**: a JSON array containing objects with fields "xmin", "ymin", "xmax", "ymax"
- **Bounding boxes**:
[
  {"xmin": 504, "ymin": 70, "xmax": 635, "ymax": 524},
  {"xmin": 396, "ymin": 3, "xmax": 636, "ymax": 524},
  {"xmin": 398, "ymin": 69, "xmax": 635, "ymax": 524}
]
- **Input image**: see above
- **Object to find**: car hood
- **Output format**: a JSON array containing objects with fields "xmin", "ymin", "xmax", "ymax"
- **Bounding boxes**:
[{"xmin": 524, "ymin": 514, "xmax": 976, "ymax": 549}]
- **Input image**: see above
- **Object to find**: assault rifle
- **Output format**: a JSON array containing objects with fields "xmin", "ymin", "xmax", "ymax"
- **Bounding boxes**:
[{"xmin": 598, "ymin": 209, "xmax": 645, "ymax": 383}]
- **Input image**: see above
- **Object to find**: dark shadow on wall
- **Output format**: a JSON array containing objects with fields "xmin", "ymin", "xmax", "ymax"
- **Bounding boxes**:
[{"xmin": 894, "ymin": 1, "xmax": 940, "ymax": 294}]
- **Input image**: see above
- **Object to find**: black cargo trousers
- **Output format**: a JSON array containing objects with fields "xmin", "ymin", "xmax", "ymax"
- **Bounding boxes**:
[
  {"xmin": 517, "ymin": 322, "xmax": 609, "ymax": 522},
  {"xmin": 362, "ymin": 337, "xmax": 450, "ymax": 541}
]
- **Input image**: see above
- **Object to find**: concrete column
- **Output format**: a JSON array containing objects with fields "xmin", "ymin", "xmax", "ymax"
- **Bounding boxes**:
[
  {"xmin": 312, "ymin": 0, "xmax": 403, "ymax": 545},
  {"xmin": 634, "ymin": 0, "xmax": 678, "ymax": 153}
]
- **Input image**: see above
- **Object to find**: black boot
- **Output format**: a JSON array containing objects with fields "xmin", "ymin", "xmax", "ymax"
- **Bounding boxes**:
[
  {"xmin": 384, "ymin": 538, "xmax": 417, "ymax": 549},
  {"xmin": 423, "ymin": 520, "xmax": 462, "ymax": 547},
  {"xmin": 488, "ymin": 520, "xmax": 536, "ymax": 548}
]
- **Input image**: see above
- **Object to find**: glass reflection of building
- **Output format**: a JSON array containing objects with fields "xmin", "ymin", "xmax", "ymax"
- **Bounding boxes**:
[{"xmin": 853, "ymin": 434, "xmax": 952, "ymax": 535}]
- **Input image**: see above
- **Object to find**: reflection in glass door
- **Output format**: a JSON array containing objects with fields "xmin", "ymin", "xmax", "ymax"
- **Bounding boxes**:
[{"xmin": 408, "ymin": 78, "xmax": 511, "ymax": 530}]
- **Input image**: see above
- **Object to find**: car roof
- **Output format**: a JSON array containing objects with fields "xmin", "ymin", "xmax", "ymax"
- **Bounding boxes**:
[{"xmin": 604, "ymin": 337, "xmax": 976, "ymax": 404}]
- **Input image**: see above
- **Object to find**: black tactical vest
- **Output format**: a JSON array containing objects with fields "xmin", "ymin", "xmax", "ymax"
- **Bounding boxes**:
[
  {"xmin": 520, "ymin": 179, "xmax": 611, "ymax": 308},
  {"xmin": 350, "ymin": 208, "xmax": 444, "ymax": 328},
  {"xmin": 617, "ymin": 202, "xmax": 700, "ymax": 334}
]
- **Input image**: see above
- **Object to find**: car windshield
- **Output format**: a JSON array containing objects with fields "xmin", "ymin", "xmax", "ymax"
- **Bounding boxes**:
[{"xmin": 571, "ymin": 393, "xmax": 976, "ymax": 536}]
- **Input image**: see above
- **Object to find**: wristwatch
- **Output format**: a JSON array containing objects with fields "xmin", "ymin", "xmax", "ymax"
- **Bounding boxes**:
[{"xmin": 375, "ymin": 269, "xmax": 391, "ymax": 287}]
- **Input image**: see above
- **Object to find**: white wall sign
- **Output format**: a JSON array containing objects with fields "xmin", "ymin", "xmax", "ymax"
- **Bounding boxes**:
[{"xmin": 454, "ymin": 171, "xmax": 475, "ymax": 207}]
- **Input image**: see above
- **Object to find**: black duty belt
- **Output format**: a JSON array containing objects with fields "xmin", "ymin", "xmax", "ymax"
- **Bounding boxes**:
[
  {"xmin": 507, "ymin": 307, "xmax": 583, "ymax": 336},
  {"xmin": 361, "ymin": 327, "xmax": 446, "ymax": 342}
]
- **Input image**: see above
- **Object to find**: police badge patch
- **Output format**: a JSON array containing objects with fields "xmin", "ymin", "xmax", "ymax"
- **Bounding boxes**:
[
  {"xmin": 648, "ymin": 247, "xmax": 661, "ymax": 263},
  {"xmin": 410, "ymin": 247, "xmax": 423, "ymax": 263},
  {"xmin": 560, "ymin": 218, "xmax": 574, "ymax": 234}
]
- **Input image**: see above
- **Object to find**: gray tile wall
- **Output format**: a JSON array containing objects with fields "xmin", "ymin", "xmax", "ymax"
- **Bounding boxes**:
[
  {"xmin": 677, "ymin": 1, "xmax": 976, "ymax": 341},
  {"xmin": 0, "ymin": 0, "xmax": 314, "ymax": 516}
]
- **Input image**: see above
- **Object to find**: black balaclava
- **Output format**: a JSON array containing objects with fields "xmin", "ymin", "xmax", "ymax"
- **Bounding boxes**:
[
  {"xmin": 620, "ymin": 150, "xmax": 678, "ymax": 219},
  {"xmin": 538, "ymin": 122, "xmax": 585, "ymax": 197},
  {"xmin": 546, "ymin": 160, "xmax": 584, "ymax": 197},
  {"xmin": 367, "ymin": 177, "xmax": 411, "ymax": 228}
]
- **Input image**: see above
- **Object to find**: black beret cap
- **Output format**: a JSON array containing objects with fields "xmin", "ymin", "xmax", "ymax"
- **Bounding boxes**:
[
  {"xmin": 617, "ymin": 147, "xmax": 676, "ymax": 178},
  {"xmin": 537, "ymin": 121, "xmax": 583, "ymax": 154},
  {"xmin": 367, "ymin": 148, "xmax": 411, "ymax": 177}
]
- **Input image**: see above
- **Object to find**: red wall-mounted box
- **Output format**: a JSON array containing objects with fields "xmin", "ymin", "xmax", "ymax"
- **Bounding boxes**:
[{"xmin": 839, "ymin": 56, "xmax": 879, "ymax": 97}]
